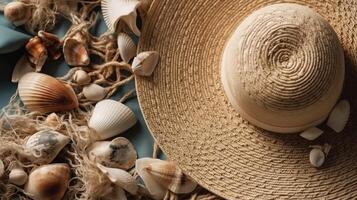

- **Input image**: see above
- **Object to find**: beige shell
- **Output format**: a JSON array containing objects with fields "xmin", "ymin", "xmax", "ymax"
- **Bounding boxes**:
[
  {"xmin": 89, "ymin": 99, "xmax": 137, "ymax": 140},
  {"xmin": 309, "ymin": 148, "xmax": 325, "ymax": 168},
  {"xmin": 4, "ymin": 2, "xmax": 32, "ymax": 26},
  {"xmin": 82, "ymin": 84, "xmax": 109, "ymax": 101},
  {"xmin": 9, "ymin": 166, "xmax": 28, "ymax": 186},
  {"xmin": 38, "ymin": 31, "xmax": 62, "ymax": 60},
  {"xmin": 45, "ymin": 113, "xmax": 61, "ymax": 127},
  {"xmin": 136, "ymin": 158, "xmax": 197, "ymax": 199},
  {"xmin": 25, "ymin": 163, "xmax": 70, "ymax": 200},
  {"xmin": 221, "ymin": 4, "xmax": 345, "ymax": 134},
  {"xmin": 132, "ymin": 51, "xmax": 159, "ymax": 76},
  {"xmin": 97, "ymin": 163, "xmax": 138, "ymax": 195},
  {"xmin": 63, "ymin": 38, "xmax": 90, "ymax": 66},
  {"xmin": 103, "ymin": 185, "xmax": 127, "ymax": 200},
  {"xmin": 25, "ymin": 130, "xmax": 70, "ymax": 164},
  {"xmin": 18, "ymin": 72, "xmax": 79, "ymax": 113},
  {"xmin": 73, "ymin": 69, "xmax": 91, "ymax": 85},
  {"xmin": 327, "ymin": 100, "xmax": 350, "ymax": 133},
  {"xmin": 117, "ymin": 33, "xmax": 137, "ymax": 63},
  {"xmin": 11, "ymin": 55, "xmax": 35, "ymax": 83},
  {"xmin": 299, "ymin": 127, "xmax": 323, "ymax": 141},
  {"xmin": 88, "ymin": 137, "xmax": 137, "ymax": 170},
  {"xmin": 101, "ymin": 0, "xmax": 141, "ymax": 36},
  {"xmin": 25, "ymin": 36, "xmax": 48, "ymax": 72}
]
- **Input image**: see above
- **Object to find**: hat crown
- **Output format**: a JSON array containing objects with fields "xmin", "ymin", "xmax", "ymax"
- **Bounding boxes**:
[{"xmin": 221, "ymin": 3, "xmax": 345, "ymax": 133}]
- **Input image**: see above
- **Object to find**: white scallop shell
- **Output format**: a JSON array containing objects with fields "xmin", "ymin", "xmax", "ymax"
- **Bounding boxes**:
[
  {"xmin": 299, "ymin": 127, "xmax": 323, "ymax": 141},
  {"xmin": 132, "ymin": 51, "xmax": 159, "ymax": 76},
  {"xmin": 25, "ymin": 130, "xmax": 70, "ymax": 164},
  {"xmin": 101, "ymin": 0, "xmax": 141, "ymax": 36},
  {"xmin": 89, "ymin": 99, "xmax": 137, "ymax": 140},
  {"xmin": 12, "ymin": 55, "xmax": 35, "ymax": 83},
  {"xmin": 327, "ymin": 100, "xmax": 350, "ymax": 133},
  {"xmin": 83, "ymin": 84, "xmax": 109, "ymax": 101},
  {"xmin": 117, "ymin": 33, "xmax": 137, "ymax": 63}
]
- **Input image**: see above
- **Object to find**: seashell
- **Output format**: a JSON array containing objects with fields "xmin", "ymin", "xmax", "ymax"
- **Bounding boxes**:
[
  {"xmin": 25, "ymin": 36, "xmax": 48, "ymax": 72},
  {"xmin": 117, "ymin": 33, "xmax": 137, "ymax": 63},
  {"xmin": 4, "ymin": 2, "xmax": 32, "ymax": 26},
  {"xmin": 88, "ymin": 137, "xmax": 137, "ymax": 170},
  {"xmin": 73, "ymin": 69, "xmax": 91, "ymax": 85},
  {"xmin": 327, "ymin": 100, "xmax": 350, "ymax": 133},
  {"xmin": 136, "ymin": 158, "xmax": 197, "ymax": 199},
  {"xmin": 89, "ymin": 99, "xmax": 137, "ymax": 140},
  {"xmin": 103, "ymin": 185, "xmax": 127, "ymax": 200},
  {"xmin": 97, "ymin": 163, "xmax": 138, "ymax": 195},
  {"xmin": 132, "ymin": 51, "xmax": 159, "ymax": 76},
  {"xmin": 45, "ymin": 113, "xmax": 60, "ymax": 127},
  {"xmin": 63, "ymin": 38, "xmax": 90, "ymax": 66},
  {"xmin": 25, "ymin": 163, "xmax": 70, "ymax": 200},
  {"xmin": 0, "ymin": 159, "xmax": 4, "ymax": 177},
  {"xmin": 38, "ymin": 31, "xmax": 62, "ymax": 60},
  {"xmin": 18, "ymin": 72, "xmax": 79, "ymax": 113},
  {"xmin": 101, "ymin": 0, "xmax": 141, "ymax": 36},
  {"xmin": 299, "ymin": 127, "xmax": 323, "ymax": 141},
  {"xmin": 11, "ymin": 55, "xmax": 35, "ymax": 83},
  {"xmin": 9, "ymin": 165, "xmax": 28, "ymax": 186},
  {"xmin": 309, "ymin": 148, "xmax": 325, "ymax": 168},
  {"xmin": 82, "ymin": 84, "xmax": 109, "ymax": 101},
  {"xmin": 25, "ymin": 130, "xmax": 70, "ymax": 164}
]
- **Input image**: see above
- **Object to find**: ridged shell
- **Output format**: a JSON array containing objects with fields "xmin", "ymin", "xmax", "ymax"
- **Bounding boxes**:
[
  {"xmin": 132, "ymin": 51, "xmax": 159, "ymax": 76},
  {"xmin": 18, "ymin": 72, "xmax": 79, "ymax": 113},
  {"xmin": 117, "ymin": 33, "xmax": 137, "ymax": 63},
  {"xmin": 25, "ymin": 164, "xmax": 70, "ymax": 200},
  {"xmin": 89, "ymin": 99, "xmax": 137, "ymax": 140},
  {"xmin": 25, "ymin": 130, "xmax": 70, "ymax": 164},
  {"xmin": 83, "ymin": 84, "xmax": 108, "ymax": 101},
  {"xmin": 9, "ymin": 166, "xmax": 28, "ymax": 186},
  {"xmin": 101, "ymin": 0, "xmax": 141, "ymax": 36},
  {"xmin": 73, "ymin": 70, "xmax": 91, "ymax": 85},
  {"xmin": 327, "ymin": 100, "xmax": 350, "ymax": 133},
  {"xmin": 63, "ymin": 38, "xmax": 90, "ymax": 66},
  {"xmin": 25, "ymin": 36, "xmax": 48, "ymax": 72},
  {"xmin": 136, "ymin": 158, "xmax": 197, "ymax": 200},
  {"xmin": 88, "ymin": 137, "xmax": 137, "ymax": 170},
  {"xmin": 4, "ymin": 2, "xmax": 32, "ymax": 26},
  {"xmin": 12, "ymin": 55, "xmax": 35, "ymax": 83}
]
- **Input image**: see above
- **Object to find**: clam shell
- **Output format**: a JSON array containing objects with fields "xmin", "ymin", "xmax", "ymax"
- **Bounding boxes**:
[
  {"xmin": 73, "ymin": 69, "xmax": 91, "ymax": 85},
  {"xmin": 83, "ymin": 84, "xmax": 108, "ymax": 101},
  {"xmin": 327, "ymin": 100, "xmax": 350, "ymax": 133},
  {"xmin": 4, "ymin": 2, "xmax": 32, "ymax": 26},
  {"xmin": 63, "ymin": 38, "xmax": 90, "ymax": 66},
  {"xmin": 9, "ymin": 166, "xmax": 28, "ymax": 186},
  {"xmin": 88, "ymin": 137, "xmax": 137, "ymax": 170},
  {"xmin": 117, "ymin": 33, "xmax": 137, "ymax": 63},
  {"xmin": 11, "ymin": 55, "xmax": 35, "ymax": 83},
  {"xmin": 299, "ymin": 127, "xmax": 323, "ymax": 141},
  {"xmin": 136, "ymin": 158, "xmax": 197, "ymax": 199},
  {"xmin": 309, "ymin": 148, "xmax": 325, "ymax": 168},
  {"xmin": 18, "ymin": 72, "xmax": 79, "ymax": 113},
  {"xmin": 97, "ymin": 163, "xmax": 138, "ymax": 195},
  {"xmin": 101, "ymin": 0, "xmax": 141, "ymax": 36},
  {"xmin": 132, "ymin": 51, "xmax": 159, "ymax": 76},
  {"xmin": 25, "ymin": 36, "xmax": 48, "ymax": 72},
  {"xmin": 25, "ymin": 130, "xmax": 70, "ymax": 164},
  {"xmin": 25, "ymin": 163, "xmax": 70, "ymax": 200},
  {"xmin": 89, "ymin": 99, "xmax": 137, "ymax": 140}
]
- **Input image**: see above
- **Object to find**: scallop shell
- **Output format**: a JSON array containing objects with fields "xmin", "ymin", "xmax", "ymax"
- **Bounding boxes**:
[
  {"xmin": 88, "ymin": 137, "xmax": 137, "ymax": 170},
  {"xmin": 89, "ymin": 99, "xmax": 137, "ymax": 140},
  {"xmin": 132, "ymin": 51, "xmax": 159, "ymax": 76},
  {"xmin": 82, "ymin": 84, "xmax": 109, "ymax": 101},
  {"xmin": 299, "ymin": 127, "xmax": 323, "ymax": 141},
  {"xmin": 73, "ymin": 69, "xmax": 91, "ymax": 85},
  {"xmin": 327, "ymin": 100, "xmax": 350, "ymax": 133},
  {"xmin": 25, "ymin": 130, "xmax": 70, "ymax": 164},
  {"xmin": 101, "ymin": 0, "xmax": 141, "ymax": 36},
  {"xmin": 117, "ymin": 33, "xmax": 137, "ymax": 63},
  {"xmin": 97, "ymin": 163, "xmax": 138, "ymax": 195},
  {"xmin": 63, "ymin": 38, "xmax": 90, "ymax": 66},
  {"xmin": 11, "ymin": 55, "xmax": 35, "ymax": 83},
  {"xmin": 18, "ymin": 72, "xmax": 79, "ymax": 113},
  {"xmin": 9, "ymin": 166, "xmax": 28, "ymax": 186},
  {"xmin": 25, "ymin": 163, "xmax": 70, "ymax": 200},
  {"xmin": 25, "ymin": 36, "xmax": 48, "ymax": 72},
  {"xmin": 136, "ymin": 158, "xmax": 197, "ymax": 199},
  {"xmin": 309, "ymin": 148, "xmax": 325, "ymax": 168},
  {"xmin": 4, "ymin": 2, "xmax": 32, "ymax": 26}
]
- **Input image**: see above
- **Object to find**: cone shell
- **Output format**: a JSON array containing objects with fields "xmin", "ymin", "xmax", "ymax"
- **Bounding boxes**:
[
  {"xmin": 9, "ymin": 166, "xmax": 28, "ymax": 186},
  {"xmin": 25, "ymin": 36, "xmax": 48, "ymax": 72},
  {"xmin": 11, "ymin": 55, "xmax": 35, "ymax": 83},
  {"xmin": 25, "ymin": 164, "xmax": 70, "ymax": 200},
  {"xmin": 89, "ymin": 99, "xmax": 137, "ymax": 140},
  {"xmin": 117, "ymin": 33, "xmax": 137, "ymax": 63},
  {"xmin": 327, "ymin": 100, "xmax": 350, "ymax": 133},
  {"xmin": 82, "ymin": 84, "xmax": 108, "ymax": 101},
  {"xmin": 101, "ymin": 0, "xmax": 141, "ymax": 36},
  {"xmin": 25, "ymin": 130, "xmax": 70, "ymax": 164},
  {"xmin": 4, "ymin": 2, "xmax": 32, "ymax": 26},
  {"xmin": 63, "ymin": 38, "xmax": 90, "ymax": 66},
  {"xmin": 18, "ymin": 72, "xmax": 79, "ymax": 113},
  {"xmin": 88, "ymin": 137, "xmax": 137, "ymax": 170},
  {"xmin": 132, "ymin": 51, "xmax": 159, "ymax": 76}
]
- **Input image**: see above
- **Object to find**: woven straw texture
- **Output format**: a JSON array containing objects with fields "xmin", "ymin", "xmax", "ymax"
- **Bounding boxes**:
[{"xmin": 136, "ymin": 0, "xmax": 357, "ymax": 199}]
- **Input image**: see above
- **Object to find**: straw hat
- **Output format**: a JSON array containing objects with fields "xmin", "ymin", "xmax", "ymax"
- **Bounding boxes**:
[{"xmin": 136, "ymin": 0, "xmax": 357, "ymax": 199}]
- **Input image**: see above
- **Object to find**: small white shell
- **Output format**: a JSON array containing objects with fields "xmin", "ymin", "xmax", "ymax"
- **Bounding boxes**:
[
  {"xmin": 9, "ymin": 166, "xmax": 28, "ymax": 186},
  {"xmin": 327, "ymin": 100, "xmax": 350, "ymax": 133},
  {"xmin": 73, "ymin": 69, "xmax": 91, "ymax": 85},
  {"xmin": 83, "ymin": 84, "xmax": 109, "ymax": 101},
  {"xmin": 132, "ymin": 51, "xmax": 159, "ymax": 76},
  {"xmin": 4, "ymin": 2, "xmax": 32, "ymax": 26},
  {"xmin": 309, "ymin": 148, "xmax": 325, "ymax": 168},
  {"xmin": 88, "ymin": 137, "xmax": 137, "ymax": 170},
  {"xmin": 25, "ymin": 130, "xmax": 70, "ymax": 164},
  {"xmin": 97, "ymin": 163, "xmax": 138, "ymax": 195},
  {"xmin": 89, "ymin": 99, "xmax": 137, "ymax": 140},
  {"xmin": 12, "ymin": 55, "xmax": 35, "ymax": 83},
  {"xmin": 101, "ymin": 0, "xmax": 141, "ymax": 36},
  {"xmin": 117, "ymin": 33, "xmax": 137, "ymax": 63},
  {"xmin": 299, "ymin": 127, "xmax": 323, "ymax": 141}
]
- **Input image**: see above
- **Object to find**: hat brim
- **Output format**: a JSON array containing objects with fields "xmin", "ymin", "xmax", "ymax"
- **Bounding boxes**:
[{"xmin": 136, "ymin": 0, "xmax": 357, "ymax": 199}]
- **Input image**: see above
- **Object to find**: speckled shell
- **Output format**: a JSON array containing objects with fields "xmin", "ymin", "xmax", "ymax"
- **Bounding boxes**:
[
  {"xmin": 89, "ymin": 99, "xmax": 137, "ymax": 140},
  {"xmin": 132, "ymin": 51, "xmax": 159, "ymax": 76},
  {"xmin": 117, "ymin": 33, "xmax": 137, "ymax": 63},
  {"xmin": 63, "ymin": 38, "xmax": 90, "ymax": 66},
  {"xmin": 18, "ymin": 72, "xmax": 79, "ymax": 113}
]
